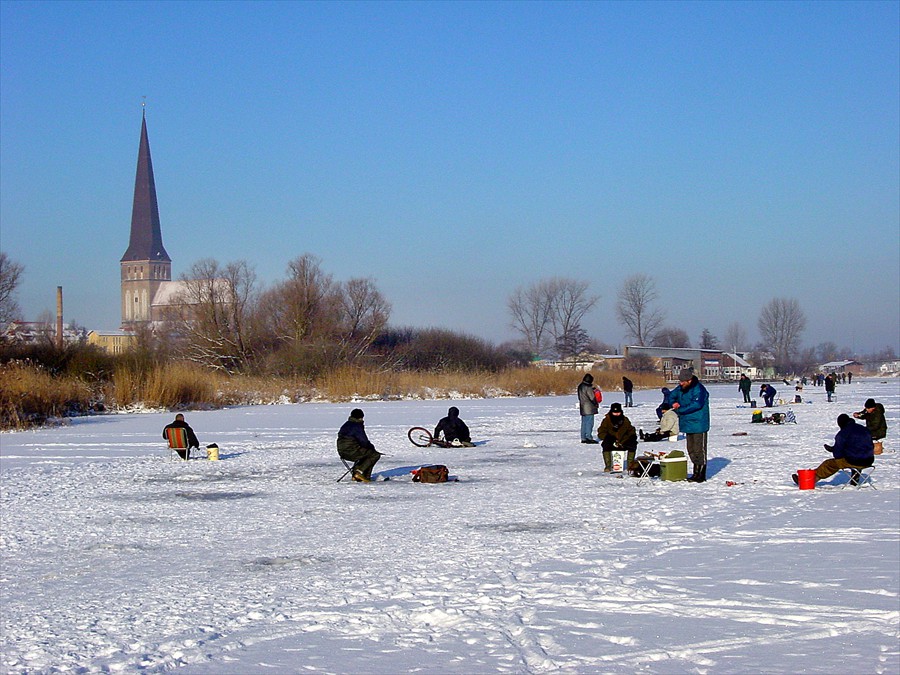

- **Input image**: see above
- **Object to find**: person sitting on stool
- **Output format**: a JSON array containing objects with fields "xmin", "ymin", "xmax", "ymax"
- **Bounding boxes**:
[
  {"xmin": 793, "ymin": 414, "xmax": 874, "ymax": 486},
  {"xmin": 337, "ymin": 408, "xmax": 382, "ymax": 482},
  {"xmin": 597, "ymin": 402, "xmax": 638, "ymax": 472}
]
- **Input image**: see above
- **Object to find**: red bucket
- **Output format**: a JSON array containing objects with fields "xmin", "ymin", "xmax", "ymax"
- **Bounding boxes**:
[{"xmin": 797, "ymin": 469, "xmax": 816, "ymax": 490}]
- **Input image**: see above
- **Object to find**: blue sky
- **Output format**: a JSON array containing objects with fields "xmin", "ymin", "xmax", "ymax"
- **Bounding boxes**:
[{"xmin": 1, "ymin": 0, "xmax": 898, "ymax": 354}]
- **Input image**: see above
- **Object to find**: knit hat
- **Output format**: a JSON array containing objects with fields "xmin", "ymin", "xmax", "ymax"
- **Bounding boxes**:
[
  {"xmin": 609, "ymin": 402, "xmax": 623, "ymax": 414},
  {"xmin": 679, "ymin": 368, "xmax": 694, "ymax": 382},
  {"xmin": 865, "ymin": 398, "xmax": 876, "ymax": 409},
  {"xmin": 351, "ymin": 408, "xmax": 364, "ymax": 419},
  {"xmin": 837, "ymin": 413, "xmax": 852, "ymax": 429}
]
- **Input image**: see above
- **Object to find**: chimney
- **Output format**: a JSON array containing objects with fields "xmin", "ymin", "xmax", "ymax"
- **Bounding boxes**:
[{"xmin": 56, "ymin": 286, "xmax": 63, "ymax": 350}]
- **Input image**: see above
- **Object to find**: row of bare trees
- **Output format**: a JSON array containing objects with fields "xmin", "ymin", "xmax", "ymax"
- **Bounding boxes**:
[
  {"xmin": 163, "ymin": 254, "xmax": 391, "ymax": 374},
  {"xmin": 507, "ymin": 272, "xmax": 815, "ymax": 374}
]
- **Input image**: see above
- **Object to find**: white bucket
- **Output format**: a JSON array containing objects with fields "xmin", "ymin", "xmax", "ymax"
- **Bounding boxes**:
[{"xmin": 206, "ymin": 443, "xmax": 219, "ymax": 461}]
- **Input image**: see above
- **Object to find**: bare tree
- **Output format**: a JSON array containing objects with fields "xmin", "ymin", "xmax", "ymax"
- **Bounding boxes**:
[
  {"xmin": 757, "ymin": 297, "xmax": 806, "ymax": 371},
  {"xmin": 168, "ymin": 258, "xmax": 259, "ymax": 372},
  {"xmin": 653, "ymin": 327, "xmax": 691, "ymax": 348},
  {"xmin": 507, "ymin": 280, "xmax": 556, "ymax": 359},
  {"xmin": 0, "ymin": 252, "xmax": 25, "ymax": 325},
  {"xmin": 616, "ymin": 274, "xmax": 665, "ymax": 346},
  {"xmin": 547, "ymin": 278, "xmax": 599, "ymax": 354},
  {"xmin": 336, "ymin": 277, "xmax": 391, "ymax": 362},
  {"xmin": 723, "ymin": 322, "xmax": 748, "ymax": 352},
  {"xmin": 509, "ymin": 277, "xmax": 599, "ymax": 359}
]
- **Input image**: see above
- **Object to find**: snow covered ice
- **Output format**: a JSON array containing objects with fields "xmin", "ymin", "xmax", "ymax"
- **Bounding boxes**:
[{"xmin": 1, "ymin": 381, "xmax": 898, "ymax": 674}]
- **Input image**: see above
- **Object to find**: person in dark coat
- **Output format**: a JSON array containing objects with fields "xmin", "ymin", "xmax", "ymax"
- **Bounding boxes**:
[
  {"xmin": 337, "ymin": 408, "xmax": 382, "ymax": 482},
  {"xmin": 738, "ymin": 374, "xmax": 752, "ymax": 403},
  {"xmin": 853, "ymin": 398, "xmax": 887, "ymax": 455},
  {"xmin": 824, "ymin": 373, "xmax": 836, "ymax": 402},
  {"xmin": 759, "ymin": 383, "xmax": 777, "ymax": 408},
  {"xmin": 162, "ymin": 413, "xmax": 200, "ymax": 460},
  {"xmin": 622, "ymin": 376, "xmax": 634, "ymax": 407},
  {"xmin": 793, "ymin": 414, "xmax": 874, "ymax": 485},
  {"xmin": 434, "ymin": 406, "xmax": 474, "ymax": 446},
  {"xmin": 597, "ymin": 402, "xmax": 638, "ymax": 472},
  {"xmin": 577, "ymin": 373, "xmax": 600, "ymax": 443}
]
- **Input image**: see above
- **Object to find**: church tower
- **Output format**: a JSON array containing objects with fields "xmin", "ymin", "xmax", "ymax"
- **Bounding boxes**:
[{"xmin": 120, "ymin": 110, "xmax": 171, "ymax": 329}]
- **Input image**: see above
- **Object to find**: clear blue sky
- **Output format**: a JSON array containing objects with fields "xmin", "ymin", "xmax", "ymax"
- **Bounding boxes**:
[{"xmin": 2, "ymin": 0, "xmax": 898, "ymax": 354}]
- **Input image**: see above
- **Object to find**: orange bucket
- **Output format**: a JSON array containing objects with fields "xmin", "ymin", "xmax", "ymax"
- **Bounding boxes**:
[{"xmin": 797, "ymin": 469, "xmax": 816, "ymax": 490}]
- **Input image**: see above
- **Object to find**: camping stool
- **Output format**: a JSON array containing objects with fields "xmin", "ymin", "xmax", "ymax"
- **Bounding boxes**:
[
  {"xmin": 165, "ymin": 427, "xmax": 190, "ymax": 461},
  {"xmin": 337, "ymin": 456, "xmax": 355, "ymax": 483},
  {"xmin": 839, "ymin": 466, "xmax": 876, "ymax": 490},
  {"xmin": 634, "ymin": 455, "xmax": 658, "ymax": 485}
]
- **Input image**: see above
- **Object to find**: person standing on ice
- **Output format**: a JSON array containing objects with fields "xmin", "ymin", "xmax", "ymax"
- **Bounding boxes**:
[
  {"xmin": 793, "ymin": 414, "xmax": 874, "ymax": 486},
  {"xmin": 433, "ymin": 406, "xmax": 475, "ymax": 447},
  {"xmin": 669, "ymin": 368, "xmax": 710, "ymax": 483},
  {"xmin": 162, "ymin": 413, "xmax": 200, "ymax": 460},
  {"xmin": 577, "ymin": 373, "xmax": 600, "ymax": 444},
  {"xmin": 337, "ymin": 408, "xmax": 382, "ymax": 482},
  {"xmin": 597, "ymin": 402, "xmax": 637, "ymax": 472},
  {"xmin": 759, "ymin": 383, "xmax": 777, "ymax": 408},
  {"xmin": 738, "ymin": 373, "xmax": 752, "ymax": 403},
  {"xmin": 824, "ymin": 373, "xmax": 837, "ymax": 402},
  {"xmin": 622, "ymin": 376, "xmax": 634, "ymax": 407}
]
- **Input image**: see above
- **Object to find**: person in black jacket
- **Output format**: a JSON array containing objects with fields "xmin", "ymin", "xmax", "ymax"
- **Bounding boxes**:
[
  {"xmin": 162, "ymin": 413, "xmax": 200, "ymax": 460},
  {"xmin": 853, "ymin": 398, "xmax": 887, "ymax": 455},
  {"xmin": 622, "ymin": 376, "xmax": 634, "ymax": 407},
  {"xmin": 337, "ymin": 409, "xmax": 382, "ymax": 482},
  {"xmin": 434, "ymin": 406, "xmax": 474, "ymax": 446}
]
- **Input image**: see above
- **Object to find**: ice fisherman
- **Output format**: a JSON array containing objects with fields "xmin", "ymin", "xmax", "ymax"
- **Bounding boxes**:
[
  {"xmin": 738, "ymin": 374, "xmax": 752, "ymax": 403},
  {"xmin": 162, "ymin": 413, "xmax": 200, "ymax": 460},
  {"xmin": 793, "ymin": 414, "xmax": 874, "ymax": 486},
  {"xmin": 853, "ymin": 398, "xmax": 887, "ymax": 455},
  {"xmin": 670, "ymin": 368, "xmax": 711, "ymax": 483},
  {"xmin": 597, "ymin": 402, "xmax": 638, "ymax": 472},
  {"xmin": 655, "ymin": 387, "xmax": 671, "ymax": 420},
  {"xmin": 622, "ymin": 376, "xmax": 634, "ymax": 408},
  {"xmin": 640, "ymin": 402, "xmax": 680, "ymax": 442},
  {"xmin": 759, "ymin": 383, "xmax": 777, "ymax": 408},
  {"xmin": 434, "ymin": 406, "xmax": 475, "ymax": 447},
  {"xmin": 337, "ymin": 408, "xmax": 382, "ymax": 483},
  {"xmin": 577, "ymin": 373, "xmax": 600, "ymax": 444}
]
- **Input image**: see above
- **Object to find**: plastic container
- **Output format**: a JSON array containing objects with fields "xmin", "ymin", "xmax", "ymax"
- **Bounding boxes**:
[
  {"xmin": 206, "ymin": 443, "xmax": 220, "ymax": 461},
  {"xmin": 797, "ymin": 469, "xmax": 815, "ymax": 490},
  {"xmin": 660, "ymin": 455, "xmax": 687, "ymax": 481}
]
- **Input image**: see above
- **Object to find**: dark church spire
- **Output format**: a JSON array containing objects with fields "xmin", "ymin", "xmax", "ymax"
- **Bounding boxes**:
[{"xmin": 120, "ymin": 110, "xmax": 170, "ymax": 263}]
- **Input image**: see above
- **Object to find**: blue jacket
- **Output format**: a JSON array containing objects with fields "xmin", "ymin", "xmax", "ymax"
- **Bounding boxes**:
[
  {"xmin": 669, "ymin": 377, "xmax": 710, "ymax": 434},
  {"xmin": 832, "ymin": 422, "xmax": 874, "ymax": 465}
]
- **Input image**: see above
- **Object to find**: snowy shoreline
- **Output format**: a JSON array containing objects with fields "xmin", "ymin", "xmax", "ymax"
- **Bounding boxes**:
[{"xmin": 1, "ymin": 380, "xmax": 898, "ymax": 673}]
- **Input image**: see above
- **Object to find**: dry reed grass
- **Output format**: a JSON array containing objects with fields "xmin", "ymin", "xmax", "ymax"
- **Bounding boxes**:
[
  {"xmin": 0, "ymin": 362, "xmax": 93, "ymax": 429},
  {"xmin": 0, "ymin": 362, "xmax": 664, "ymax": 429}
]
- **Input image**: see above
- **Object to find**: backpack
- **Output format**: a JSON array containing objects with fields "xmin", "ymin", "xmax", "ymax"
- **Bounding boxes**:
[
  {"xmin": 412, "ymin": 465, "xmax": 449, "ymax": 483},
  {"xmin": 751, "ymin": 410, "xmax": 763, "ymax": 423}
]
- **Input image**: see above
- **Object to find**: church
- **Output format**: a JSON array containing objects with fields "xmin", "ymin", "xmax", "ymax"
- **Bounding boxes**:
[{"xmin": 119, "ymin": 110, "xmax": 186, "ymax": 329}]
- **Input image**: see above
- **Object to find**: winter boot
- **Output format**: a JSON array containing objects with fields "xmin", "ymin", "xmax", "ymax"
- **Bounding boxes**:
[
  {"xmin": 688, "ymin": 464, "xmax": 707, "ymax": 483},
  {"xmin": 601, "ymin": 450, "xmax": 612, "ymax": 472}
]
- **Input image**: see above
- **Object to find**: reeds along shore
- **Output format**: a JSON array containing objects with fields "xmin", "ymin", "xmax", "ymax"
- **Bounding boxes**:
[{"xmin": 0, "ymin": 361, "xmax": 662, "ymax": 430}]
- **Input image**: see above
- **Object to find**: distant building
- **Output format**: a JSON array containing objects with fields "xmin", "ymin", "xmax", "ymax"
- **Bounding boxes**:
[
  {"xmin": 819, "ymin": 360, "xmax": 863, "ymax": 376},
  {"xmin": 3, "ymin": 321, "xmax": 85, "ymax": 346},
  {"xmin": 879, "ymin": 360, "xmax": 900, "ymax": 376},
  {"xmin": 721, "ymin": 352, "xmax": 757, "ymax": 380},
  {"xmin": 87, "ymin": 330, "xmax": 137, "ymax": 355}
]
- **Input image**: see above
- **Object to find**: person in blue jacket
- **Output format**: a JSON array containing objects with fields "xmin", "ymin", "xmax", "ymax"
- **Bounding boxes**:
[
  {"xmin": 793, "ymin": 414, "xmax": 874, "ymax": 486},
  {"xmin": 655, "ymin": 387, "xmax": 671, "ymax": 420},
  {"xmin": 669, "ymin": 368, "xmax": 710, "ymax": 483},
  {"xmin": 759, "ymin": 383, "xmax": 777, "ymax": 408}
]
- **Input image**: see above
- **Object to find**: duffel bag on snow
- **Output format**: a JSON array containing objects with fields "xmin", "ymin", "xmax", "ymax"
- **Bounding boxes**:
[{"xmin": 412, "ymin": 465, "xmax": 449, "ymax": 483}]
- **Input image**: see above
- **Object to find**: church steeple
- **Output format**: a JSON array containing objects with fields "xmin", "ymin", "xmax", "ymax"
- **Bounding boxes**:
[
  {"xmin": 121, "ymin": 110, "xmax": 170, "ymax": 263},
  {"xmin": 120, "ymin": 109, "xmax": 172, "ymax": 328}
]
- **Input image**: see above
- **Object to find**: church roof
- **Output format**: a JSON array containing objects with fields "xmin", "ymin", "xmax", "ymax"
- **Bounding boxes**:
[{"xmin": 120, "ymin": 112, "xmax": 171, "ymax": 263}]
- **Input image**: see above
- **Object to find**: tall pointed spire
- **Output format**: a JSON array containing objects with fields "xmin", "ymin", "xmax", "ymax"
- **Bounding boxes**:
[{"xmin": 121, "ymin": 109, "xmax": 170, "ymax": 262}]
